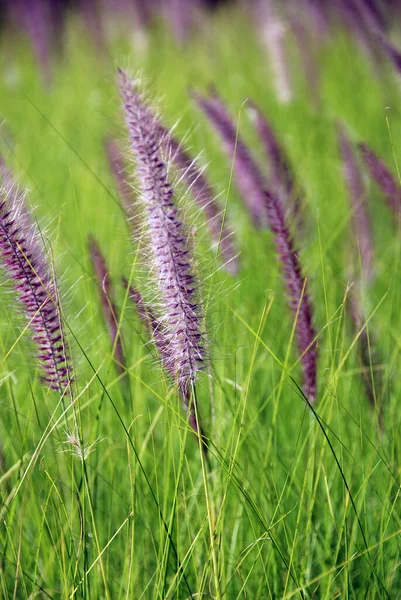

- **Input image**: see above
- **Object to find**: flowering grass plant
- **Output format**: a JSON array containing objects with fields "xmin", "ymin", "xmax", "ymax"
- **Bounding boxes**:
[{"xmin": 0, "ymin": 1, "xmax": 401, "ymax": 598}]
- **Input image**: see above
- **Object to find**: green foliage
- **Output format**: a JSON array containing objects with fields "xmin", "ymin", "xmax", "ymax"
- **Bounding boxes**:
[{"xmin": 0, "ymin": 11, "xmax": 400, "ymax": 599}]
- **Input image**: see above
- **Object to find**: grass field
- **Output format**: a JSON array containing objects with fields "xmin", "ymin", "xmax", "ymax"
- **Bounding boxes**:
[{"xmin": 0, "ymin": 4, "xmax": 401, "ymax": 598}]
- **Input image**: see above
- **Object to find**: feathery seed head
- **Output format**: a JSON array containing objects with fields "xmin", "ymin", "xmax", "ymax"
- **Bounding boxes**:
[
  {"xmin": 264, "ymin": 190, "xmax": 317, "ymax": 402},
  {"xmin": 0, "ymin": 163, "xmax": 72, "ymax": 396},
  {"xmin": 119, "ymin": 69, "xmax": 204, "ymax": 397},
  {"xmin": 194, "ymin": 90, "xmax": 317, "ymax": 401},
  {"xmin": 358, "ymin": 142, "xmax": 401, "ymax": 216},
  {"xmin": 89, "ymin": 236, "xmax": 125, "ymax": 373},
  {"xmin": 193, "ymin": 90, "xmax": 268, "ymax": 227},
  {"xmin": 158, "ymin": 123, "xmax": 239, "ymax": 274},
  {"xmin": 248, "ymin": 100, "xmax": 304, "ymax": 228},
  {"xmin": 124, "ymin": 277, "xmax": 208, "ymax": 450}
]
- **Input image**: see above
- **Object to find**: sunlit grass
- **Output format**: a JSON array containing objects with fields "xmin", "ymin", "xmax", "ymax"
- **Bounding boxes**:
[{"xmin": 0, "ymin": 9, "xmax": 400, "ymax": 599}]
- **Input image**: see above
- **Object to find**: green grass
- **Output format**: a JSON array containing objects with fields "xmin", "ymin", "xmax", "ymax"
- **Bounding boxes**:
[{"xmin": 0, "ymin": 8, "xmax": 401, "ymax": 599}]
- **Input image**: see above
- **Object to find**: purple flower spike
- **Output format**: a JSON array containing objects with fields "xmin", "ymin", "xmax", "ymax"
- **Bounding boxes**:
[
  {"xmin": 358, "ymin": 142, "xmax": 401, "ymax": 217},
  {"xmin": 123, "ymin": 277, "xmax": 208, "ymax": 452},
  {"xmin": 80, "ymin": 0, "xmax": 106, "ymax": 53},
  {"xmin": 122, "ymin": 278, "xmax": 172, "ymax": 372},
  {"xmin": 253, "ymin": 0, "xmax": 293, "ymax": 104},
  {"xmin": 335, "ymin": 0, "xmax": 374, "ymax": 53},
  {"xmin": 0, "ymin": 163, "xmax": 72, "ymax": 396},
  {"xmin": 264, "ymin": 190, "xmax": 317, "ymax": 403},
  {"xmin": 21, "ymin": 0, "xmax": 54, "ymax": 86},
  {"xmin": 304, "ymin": 0, "xmax": 330, "ymax": 39},
  {"xmin": 118, "ymin": 69, "xmax": 205, "ymax": 423},
  {"xmin": 354, "ymin": 0, "xmax": 385, "ymax": 35},
  {"xmin": 338, "ymin": 126, "xmax": 374, "ymax": 282},
  {"xmin": 193, "ymin": 90, "xmax": 268, "ymax": 227},
  {"xmin": 159, "ymin": 125, "xmax": 239, "ymax": 274},
  {"xmin": 248, "ymin": 102, "xmax": 294, "ymax": 194},
  {"xmin": 194, "ymin": 90, "xmax": 317, "ymax": 400},
  {"xmin": 248, "ymin": 101, "xmax": 303, "ymax": 227},
  {"xmin": 89, "ymin": 237, "xmax": 125, "ymax": 374},
  {"xmin": 163, "ymin": 0, "xmax": 197, "ymax": 44}
]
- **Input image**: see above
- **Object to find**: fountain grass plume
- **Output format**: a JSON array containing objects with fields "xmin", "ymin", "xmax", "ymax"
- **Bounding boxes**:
[
  {"xmin": 123, "ymin": 276, "xmax": 208, "ymax": 449},
  {"xmin": 195, "ymin": 89, "xmax": 317, "ymax": 401},
  {"xmin": 0, "ymin": 161, "xmax": 72, "ymax": 396},
  {"xmin": 192, "ymin": 90, "xmax": 268, "ymax": 227},
  {"xmin": 16, "ymin": 0, "xmax": 55, "ymax": 86},
  {"xmin": 358, "ymin": 142, "xmax": 401, "ymax": 217},
  {"xmin": 248, "ymin": 101, "xmax": 294, "ymax": 194},
  {"xmin": 338, "ymin": 126, "xmax": 374, "ymax": 282},
  {"xmin": 253, "ymin": 0, "xmax": 293, "ymax": 104},
  {"xmin": 264, "ymin": 189, "xmax": 317, "ymax": 402},
  {"xmin": 158, "ymin": 123, "xmax": 239, "ymax": 274},
  {"xmin": 335, "ymin": 0, "xmax": 374, "ymax": 52},
  {"xmin": 118, "ymin": 69, "xmax": 206, "ymax": 440},
  {"xmin": 88, "ymin": 236, "xmax": 125, "ymax": 374},
  {"xmin": 353, "ymin": 0, "xmax": 385, "ymax": 35},
  {"xmin": 248, "ymin": 100, "xmax": 303, "ymax": 227},
  {"xmin": 122, "ymin": 277, "xmax": 174, "ymax": 378}
]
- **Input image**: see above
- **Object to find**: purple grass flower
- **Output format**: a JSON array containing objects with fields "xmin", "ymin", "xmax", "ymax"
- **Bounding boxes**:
[
  {"xmin": 122, "ymin": 278, "xmax": 172, "ymax": 372},
  {"xmin": 80, "ymin": 0, "xmax": 106, "ymax": 53},
  {"xmin": 162, "ymin": 0, "xmax": 198, "ymax": 44},
  {"xmin": 88, "ymin": 236, "xmax": 125, "ymax": 374},
  {"xmin": 253, "ymin": 0, "xmax": 293, "ymax": 104},
  {"xmin": 290, "ymin": 17, "xmax": 321, "ymax": 108},
  {"xmin": 106, "ymin": 0, "xmax": 149, "ymax": 27},
  {"xmin": 353, "ymin": 0, "xmax": 385, "ymax": 35},
  {"xmin": 0, "ymin": 163, "xmax": 72, "ymax": 395},
  {"xmin": 248, "ymin": 101, "xmax": 294, "ymax": 194},
  {"xmin": 18, "ymin": 0, "xmax": 54, "ymax": 86},
  {"xmin": 193, "ymin": 90, "xmax": 268, "ymax": 227},
  {"xmin": 264, "ymin": 189, "xmax": 317, "ymax": 402},
  {"xmin": 248, "ymin": 100, "xmax": 303, "ymax": 227},
  {"xmin": 358, "ymin": 142, "xmax": 401, "ymax": 217},
  {"xmin": 194, "ymin": 90, "xmax": 317, "ymax": 400},
  {"xmin": 118, "ymin": 70, "xmax": 205, "ymax": 430},
  {"xmin": 123, "ymin": 277, "xmax": 208, "ymax": 450},
  {"xmin": 335, "ymin": 0, "xmax": 372, "ymax": 47},
  {"xmin": 122, "ymin": 277, "xmax": 155, "ymax": 330},
  {"xmin": 303, "ymin": 0, "xmax": 330, "ymax": 39},
  {"xmin": 338, "ymin": 126, "xmax": 374, "ymax": 282},
  {"xmin": 159, "ymin": 124, "xmax": 239, "ymax": 274}
]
